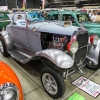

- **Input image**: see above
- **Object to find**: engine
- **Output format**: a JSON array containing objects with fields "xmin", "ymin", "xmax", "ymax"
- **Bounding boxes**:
[{"xmin": 41, "ymin": 33, "xmax": 70, "ymax": 50}]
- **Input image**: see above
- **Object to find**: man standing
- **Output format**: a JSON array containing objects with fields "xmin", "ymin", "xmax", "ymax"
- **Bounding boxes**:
[{"xmin": 91, "ymin": 11, "xmax": 97, "ymax": 22}]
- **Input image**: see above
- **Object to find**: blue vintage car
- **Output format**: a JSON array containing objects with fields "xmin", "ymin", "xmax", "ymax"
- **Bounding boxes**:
[{"xmin": 27, "ymin": 11, "xmax": 44, "ymax": 21}]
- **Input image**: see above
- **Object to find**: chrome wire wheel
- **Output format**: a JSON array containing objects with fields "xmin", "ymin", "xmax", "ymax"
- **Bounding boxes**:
[
  {"xmin": 42, "ymin": 73, "xmax": 58, "ymax": 95},
  {"xmin": 0, "ymin": 40, "xmax": 4, "ymax": 53}
]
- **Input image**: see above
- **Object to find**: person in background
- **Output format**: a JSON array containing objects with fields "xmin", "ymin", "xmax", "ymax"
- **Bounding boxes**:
[
  {"xmin": 97, "ymin": 10, "xmax": 100, "ymax": 15},
  {"xmin": 17, "ymin": 15, "xmax": 22, "ymax": 19},
  {"xmin": 95, "ymin": 10, "xmax": 100, "ymax": 22},
  {"xmin": 91, "ymin": 11, "xmax": 97, "ymax": 22},
  {"xmin": 88, "ymin": 10, "xmax": 92, "ymax": 18}
]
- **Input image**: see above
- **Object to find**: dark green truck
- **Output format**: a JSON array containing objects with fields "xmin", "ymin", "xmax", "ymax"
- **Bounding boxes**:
[
  {"xmin": 45, "ymin": 11, "xmax": 100, "ymax": 37},
  {"xmin": 0, "ymin": 11, "xmax": 10, "ymax": 30}
]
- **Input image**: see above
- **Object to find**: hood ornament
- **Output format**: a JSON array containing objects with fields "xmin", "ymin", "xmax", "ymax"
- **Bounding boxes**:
[{"xmin": 80, "ymin": 22, "xmax": 84, "ymax": 29}]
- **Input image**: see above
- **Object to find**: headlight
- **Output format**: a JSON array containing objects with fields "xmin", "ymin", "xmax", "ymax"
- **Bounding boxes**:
[
  {"xmin": 90, "ymin": 35, "xmax": 98, "ymax": 45},
  {"xmin": 67, "ymin": 41, "xmax": 79, "ymax": 54},
  {"xmin": 70, "ymin": 41, "xmax": 79, "ymax": 53},
  {"xmin": 0, "ymin": 82, "xmax": 19, "ymax": 100},
  {"xmin": 32, "ymin": 27, "xmax": 37, "ymax": 32}
]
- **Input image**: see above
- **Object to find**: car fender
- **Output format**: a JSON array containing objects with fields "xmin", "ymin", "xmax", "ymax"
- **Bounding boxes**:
[
  {"xmin": 87, "ymin": 39, "xmax": 100, "ymax": 65},
  {"xmin": 34, "ymin": 49, "xmax": 74, "ymax": 69},
  {"xmin": 0, "ymin": 61, "xmax": 23, "ymax": 100},
  {"xmin": 0, "ymin": 31, "xmax": 13, "ymax": 51}
]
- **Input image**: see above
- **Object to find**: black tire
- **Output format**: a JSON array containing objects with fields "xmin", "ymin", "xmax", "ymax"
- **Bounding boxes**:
[
  {"xmin": 0, "ymin": 36, "xmax": 9, "ymax": 57},
  {"xmin": 41, "ymin": 67, "xmax": 65, "ymax": 99},
  {"xmin": 86, "ymin": 55, "xmax": 100, "ymax": 70}
]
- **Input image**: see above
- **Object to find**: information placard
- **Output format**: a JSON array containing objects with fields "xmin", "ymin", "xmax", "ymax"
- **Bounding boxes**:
[{"xmin": 72, "ymin": 76, "xmax": 100, "ymax": 98}]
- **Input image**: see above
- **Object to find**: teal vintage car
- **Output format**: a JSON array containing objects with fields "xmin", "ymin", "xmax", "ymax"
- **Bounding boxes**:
[
  {"xmin": 0, "ymin": 11, "xmax": 10, "ymax": 30},
  {"xmin": 27, "ymin": 11, "xmax": 44, "ymax": 21},
  {"xmin": 45, "ymin": 11, "xmax": 100, "ymax": 37}
]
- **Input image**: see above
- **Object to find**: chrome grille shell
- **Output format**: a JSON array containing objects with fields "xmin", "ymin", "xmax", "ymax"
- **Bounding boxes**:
[{"xmin": 74, "ymin": 28, "xmax": 89, "ymax": 61}]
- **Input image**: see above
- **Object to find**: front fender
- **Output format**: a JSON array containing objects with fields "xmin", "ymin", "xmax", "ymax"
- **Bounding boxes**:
[
  {"xmin": 87, "ymin": 39, "xmax": 100, "ymax": 65},
  {"xmin": 34, "ymin": 49, "xmax": 74, "ymax": 69},
  {"xmin": 0, "ymin": 61, "xmax": 23, "ymax": 100},
  {"xmin": 88, "ymin": 28, "xmax": 100, "ymax": 37}
]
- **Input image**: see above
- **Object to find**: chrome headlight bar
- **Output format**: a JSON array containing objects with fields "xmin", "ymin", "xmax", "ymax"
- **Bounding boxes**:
[{"xmin": 0, "ymin": 82, "xmax": 19, "ymax": 100}]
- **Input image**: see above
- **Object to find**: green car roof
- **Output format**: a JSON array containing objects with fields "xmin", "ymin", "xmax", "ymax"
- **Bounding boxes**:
[{"xmin": 46, "ymin": 11, "xmax": 87, "ymax": 16}]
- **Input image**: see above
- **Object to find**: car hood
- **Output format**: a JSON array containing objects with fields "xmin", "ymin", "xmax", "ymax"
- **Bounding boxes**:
[
  {"xmin": 29, "ymin": 21, "xmax": 79, "ymax": 36},
  {"xmin": 84, "ymin": 22, "xmax": 100, "ymax": 28}
]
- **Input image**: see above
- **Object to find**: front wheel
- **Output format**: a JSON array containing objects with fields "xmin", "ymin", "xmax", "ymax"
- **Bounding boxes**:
[{"xmin": 41, "ymin": 67, "xmax": 65, "ymax": 99}]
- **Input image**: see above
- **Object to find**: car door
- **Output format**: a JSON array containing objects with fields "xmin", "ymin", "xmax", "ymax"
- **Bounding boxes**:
[
  {"xmin": 10, "ymin": 24, "xmax": 29, "ymax": 48},
  {"xmin": 8, "ymin": 13, "xmax": 29, "ymax": 48},
  {"xmin": 26, "ymin": 29, "xmax": 42, "ymax": 52}
]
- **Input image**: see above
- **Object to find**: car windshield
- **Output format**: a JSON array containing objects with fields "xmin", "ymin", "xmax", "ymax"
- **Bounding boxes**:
[
  {"xmin": 77, "ymin": 14, "xmax": 90, "ymax": 23},
  {"xmin": 63, "ymin": 14, "xmax": 75, "ymax": 23},
  {"xmin": 28, "ymin": 12, "xmax": 44, "ymax": 21}
]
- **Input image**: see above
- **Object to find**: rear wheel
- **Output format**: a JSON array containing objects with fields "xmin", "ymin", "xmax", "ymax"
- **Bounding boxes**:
[
  {"xmin": 41, "ymin": 67, "xmax": 65, "ymax": 99},
  {"xmin": 0, "ymin": 36, "xmax": 9, "ymax": 57}
]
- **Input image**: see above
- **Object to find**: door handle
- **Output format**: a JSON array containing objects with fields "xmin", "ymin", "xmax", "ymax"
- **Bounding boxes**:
[{"xmin": 14, "ymin": 30, "xmax": 17, "ymax": 33}]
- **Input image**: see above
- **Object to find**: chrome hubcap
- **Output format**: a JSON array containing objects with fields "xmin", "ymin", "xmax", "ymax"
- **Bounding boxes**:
[
  {"xmin": 0, "ymin": 41, "xmax": 4, "ymax": 53},
  {"xmin": 42, "ymin": 73, "xmax": 58, "ymax": 95}
]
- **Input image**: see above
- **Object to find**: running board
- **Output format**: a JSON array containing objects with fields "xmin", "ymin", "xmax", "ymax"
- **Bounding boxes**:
[{"xmin": 8, "ymin": 50, "xmax": 31, "ymax": 64}]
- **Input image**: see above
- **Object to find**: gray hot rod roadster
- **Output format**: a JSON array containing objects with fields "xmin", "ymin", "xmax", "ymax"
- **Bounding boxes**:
[{"xmin": 0, "ymin": 12, "xmax": 100, "ymax": 99}]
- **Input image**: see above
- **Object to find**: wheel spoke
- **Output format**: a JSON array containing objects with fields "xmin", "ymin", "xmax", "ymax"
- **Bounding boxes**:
[
  {"xmin": 46, "ymin": 86, "xmax": 51, "ymax": 91},
  {"xmin": 45, "ymin": 78, "xmax": 49, "ymax": 83},
  {"xmin": 48, "ymin": 76, "xmax": 51, "ymax": 82},
  {"xmin": 51, "ymin": 84, "xmax": 57, "ymax": 91}
]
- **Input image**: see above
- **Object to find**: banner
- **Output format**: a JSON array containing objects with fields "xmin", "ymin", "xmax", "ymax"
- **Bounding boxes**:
[
  {"xmin": 22, "ymin": 0, "xmax": 26, "ymax": 10},
  {"xmin": 42, "ymin": 0, "xmax": 46, "ymax": 10},
  {"xmin": 42, "ymin": 0, "xmax": 45, "ymax": 6},
  {"xmin": 0, "ymin": 6, "xmax": 7, "ymax": 10}
]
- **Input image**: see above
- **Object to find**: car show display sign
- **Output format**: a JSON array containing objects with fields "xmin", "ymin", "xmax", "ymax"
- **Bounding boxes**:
[{"xmin": 72, "ymin": 76, "xmax": 100, "ymax": 98}]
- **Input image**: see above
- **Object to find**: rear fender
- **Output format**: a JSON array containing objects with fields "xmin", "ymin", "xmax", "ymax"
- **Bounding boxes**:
[
  {"xmin": 34, "ymin": 49, "xmax": 74, "ymax": 69},
  {"xmin": 0, "ymin": 31, "xmax": 13, "ymax": 51}
]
